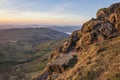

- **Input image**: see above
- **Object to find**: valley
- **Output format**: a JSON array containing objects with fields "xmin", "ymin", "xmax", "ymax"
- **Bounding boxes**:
[{"xmin": 0, "ymin": 28, "xmax": 68, "ymax": 80}]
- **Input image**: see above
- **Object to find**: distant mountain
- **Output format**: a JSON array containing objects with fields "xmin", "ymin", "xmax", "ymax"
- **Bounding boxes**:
[
  {"xmin": 0, "ymin": 25, "xmax": 81, "ymax": 35},
  {"xmin": 0, "ymin": 28, "xmax": 68, "ymax": 44},
  {"xmin": 45, "ymin": 26, "xmax": 81, "ymax": 34}
]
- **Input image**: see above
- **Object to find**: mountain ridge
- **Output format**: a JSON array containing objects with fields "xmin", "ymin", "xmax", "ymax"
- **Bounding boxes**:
[
  {"xmin": 0, "ymin": 28, "xmax": 68, "ymax": 44},
  {"xmin": 34, "ymin": 2, "xmax": 120, "ymax": 80}
]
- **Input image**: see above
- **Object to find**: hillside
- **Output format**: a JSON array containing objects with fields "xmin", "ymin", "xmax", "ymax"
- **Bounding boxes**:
[
  {"xmin": 0, "ymin": 28, "xmax": 68, "ymax": 80},
  {"xmin": 34, "ymin": 3, "xmax": 120, "ymax": 80}
]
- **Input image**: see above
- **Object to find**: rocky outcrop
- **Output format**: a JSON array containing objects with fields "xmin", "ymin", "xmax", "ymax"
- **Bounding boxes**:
[
  {"xmin": 63, "ymin": 2, "xmax": 120, "ymax": 52},
  {"xmin": 78, "ymin": 19, "xmax": 117, "ymax": 48},
  {"xmin": 34, "ymin": 3, "xmax": 120, "ymax": 80},
  {"xmin": 61, "ymin": 30, "xmax": 81, "ymax": 53},
  {"xmin": 96, "ymin": 3, "xmax": 120, "ymax": 30}
]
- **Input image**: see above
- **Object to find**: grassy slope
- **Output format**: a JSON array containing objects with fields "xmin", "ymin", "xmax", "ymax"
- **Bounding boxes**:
[{"xmin": 56, "ymin": 36, "xmax": 120, "ymax": 80}]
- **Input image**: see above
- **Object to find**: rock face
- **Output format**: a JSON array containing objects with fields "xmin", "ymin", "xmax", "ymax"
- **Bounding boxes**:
[
  {"xmin": 34, "ymin": 3, "xmax": 120, "ymax": 80},
  {"xmin": 78, "ymin": 19, "xmax": 117, "ymax": 48}
]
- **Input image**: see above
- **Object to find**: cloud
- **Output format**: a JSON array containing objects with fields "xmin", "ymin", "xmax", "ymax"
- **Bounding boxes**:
[
  {"xmin": 0, "ymin": 0, "xmax": 9, "ymax": 3},
  {"xmin": 52, "ymin": 1, "xmax": 73, "ymax": 14},
  {"xmin": 0, "ymin": 0, "xmax": 90, "ymax": 25},
  {"xmin": 0, "ymin": 9, "xmax": 90, "ymax": 25}
]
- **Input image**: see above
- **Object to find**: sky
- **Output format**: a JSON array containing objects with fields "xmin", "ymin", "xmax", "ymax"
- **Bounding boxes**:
[{"xmin": 0, "ymin": 0, "xmax": 120, "ymax": 26}]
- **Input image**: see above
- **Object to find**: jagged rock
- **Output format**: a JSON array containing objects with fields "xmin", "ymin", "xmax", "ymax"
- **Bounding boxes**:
[
  {"xmin": 97, "ymin": 3, "xmax": 120, "ymax": 31},
  {"xmin": 62, "ymin": 30, "xmax": 81, "ymax": 53},
  {"xmin": 81, "ymin": 18, "xmax": 101, "ymax": 33},
  {"xmin": 108, "ymin": 8, "xmax": 120, "ymax": 31},
  {"xmin": 96, "ymin": 3, "xmax": 120, "ymax": 20},
  {"xmin": 109, "ymin": 3, "xmax": 120, "ymax": 13},
  {"xmin": 76, "ymin": 20, "xmax": 117, "ymax": 49},
  {"xmin": 96, "ymin": 8, "xmax": 109, "ymax": 19}
]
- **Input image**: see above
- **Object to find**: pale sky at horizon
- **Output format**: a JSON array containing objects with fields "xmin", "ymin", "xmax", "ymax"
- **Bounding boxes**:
[{"xmin": 0, "ymin": 0, "xmax": 120, "ymax": 25}]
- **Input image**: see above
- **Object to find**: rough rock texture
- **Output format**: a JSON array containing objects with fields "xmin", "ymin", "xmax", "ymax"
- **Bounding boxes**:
[
  {"xmin": 115, "ymin": 7, "xmax": 120, "ymax": 30},
  {"xmin": 71, "ymin": 18, "xmax": 118, "ymax": 51},
  {"xmin": 48, "ymin": 53, "xmax": 77, "ymax": 74},
  {"xmin": 96, "ymin": 3, "xmax": 120, "ymax": 30},
  {"xmin": 61, "ymin": 30, "xmax": 81, "ymax": 53},
  {"xmin": 34, "ymin": 3, "xmax": 120, "ymax": 80}
]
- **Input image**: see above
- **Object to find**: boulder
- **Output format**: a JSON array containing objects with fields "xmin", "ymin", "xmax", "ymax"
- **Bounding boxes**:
[{"xmin": 48, "ymin": 53, "xmax": 77, "ymax": 73}]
